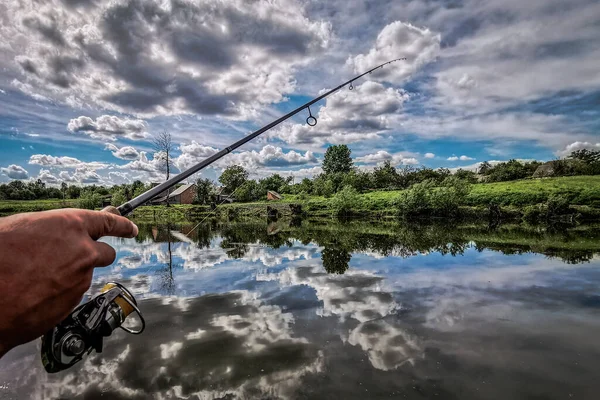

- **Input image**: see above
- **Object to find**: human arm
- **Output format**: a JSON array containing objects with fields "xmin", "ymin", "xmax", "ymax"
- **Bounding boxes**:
[{"xmin": 0, "ymin": 209, "xmax": 138, "ymax": 357}]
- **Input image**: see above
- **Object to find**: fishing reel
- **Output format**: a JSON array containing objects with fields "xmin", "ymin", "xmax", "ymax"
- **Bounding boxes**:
[{"xmin": 41, "ymin": 282, "xmax": 145, "ymax": 373}]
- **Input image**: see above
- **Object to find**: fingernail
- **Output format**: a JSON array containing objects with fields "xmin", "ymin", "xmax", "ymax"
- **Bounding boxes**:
[{"xmin": 131, "ymin": 222, "xmax": 139, "ymax": 237}]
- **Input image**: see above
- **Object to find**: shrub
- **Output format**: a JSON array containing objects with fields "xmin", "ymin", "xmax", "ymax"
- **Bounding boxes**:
[
  {"xmin": 297, "ymin": 191, "xmax": 309, "ymax": 201},
  {"xmin": 78, "ymin": 193, "xmax": 103, "ymax": 210},
  {"xmin": 523, "ymin": 205, "xmax": 543, "ymax": 224},
  {"xmin": 111, "ymin": 191, "xmax": 127, "ymax": 207},
  {"xmin": 546, "ymin": 194, "xmax": 571, "ymax": 217},
  {"xmin": 394, "ymin": 178, "xmax": 471, "ymax": 218},
  {"xmin": 330, "ymin": 185, "xmax": 361, "ymax": 217},
  {"xmin": 522, "ymin": 194, "xmax": 572, "ymax": 223}
]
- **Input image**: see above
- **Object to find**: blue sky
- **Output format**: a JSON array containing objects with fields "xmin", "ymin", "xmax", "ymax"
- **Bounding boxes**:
[{"xmin": 0, "ymin": 0, "xmax": 599, "ymax": 185}]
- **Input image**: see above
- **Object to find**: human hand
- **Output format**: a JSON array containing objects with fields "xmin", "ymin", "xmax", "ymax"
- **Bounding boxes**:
[{"xmin": 0, "ymin": 209, "xmax": 138, "ymax": 357}]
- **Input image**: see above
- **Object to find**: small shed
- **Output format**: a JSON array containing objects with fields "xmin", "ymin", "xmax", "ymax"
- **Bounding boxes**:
[
  {"xmin": 153, "ymin": 183, "xmax": 197, "ymax": 205},
  {"xmin": 267, "ymin": 190, "xmax": 282, "ymax": 201},
  {"xmin": 533, "ymin": 162, "xmax": 555, "ymax": 178}
]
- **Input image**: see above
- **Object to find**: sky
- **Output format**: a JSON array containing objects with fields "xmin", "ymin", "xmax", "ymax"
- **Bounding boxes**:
[{"xmin": 0, "ymin": 0, "xmax": 599, "ymax": 186}]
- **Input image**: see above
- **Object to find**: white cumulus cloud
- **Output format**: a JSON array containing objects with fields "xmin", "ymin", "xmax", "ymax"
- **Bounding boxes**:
[
  {"xmin": 1, "ymin": 164, "xmax": 29, "ymax": 179},
  {"xmin": 68, "ymin": 115, "xmax": 149, "ymax": 141},
  {"xmin": 348, "ymin": 21, "xmax": 441, "ymax": 83},
  {"xmin": 447, "ymin": 155, "xmax": 475, "ymax": 161},
  {"xmin": 29, "ymin": 154, "xmax": 107, "ymax": 170},
  {"xmin": 105, "ymin": 144, "xmax": 140, "ymax": 160}
]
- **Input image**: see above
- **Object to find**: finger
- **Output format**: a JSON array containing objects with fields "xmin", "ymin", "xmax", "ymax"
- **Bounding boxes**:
[
  {"xmin": 94, "ymin": 241, "xmax": 117, "ymax": 267},
  {"xmin": 84, "ymin": 210, "xmax": 139, "ymax": 240}
]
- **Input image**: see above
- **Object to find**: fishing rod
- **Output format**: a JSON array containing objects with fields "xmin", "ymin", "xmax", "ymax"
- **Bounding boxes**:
[
  {"xmin": 116, "ymin": 57, "xmax": 406, "ymax": 216},
  {"xmin": 41, "ymin": 57, "xmax": 407, "ymax": 373}
]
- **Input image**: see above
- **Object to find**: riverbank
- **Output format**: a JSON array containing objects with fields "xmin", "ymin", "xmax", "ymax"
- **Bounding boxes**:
[{"xmin": 2, "ymin": 176, "xmax": 599, "ymax": 223}]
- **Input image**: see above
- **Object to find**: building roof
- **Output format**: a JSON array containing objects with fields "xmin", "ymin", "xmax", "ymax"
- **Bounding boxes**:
[
  {"xmin": 169, "ymin": 183, "xmax": 196, "ymax": 197},
  {"xmin": 267, "ymin": 190, "xmax": 282, "ymax": 199}
]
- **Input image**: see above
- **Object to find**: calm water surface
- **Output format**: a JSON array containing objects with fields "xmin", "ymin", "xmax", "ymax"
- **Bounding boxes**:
[{"xmin": 1, "ymin": 220, "xmax": 600, "ymax": 399}]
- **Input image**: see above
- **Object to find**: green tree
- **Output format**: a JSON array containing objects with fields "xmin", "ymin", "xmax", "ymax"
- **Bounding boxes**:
[
  {"xmin": 236, "ymin": 180, "xmax": 261, "ymax": 202},
  {"xmin": 569, "ymin": 149, "xmax": 600, "ymax": 164},
  {"xmin": 342, "ymin": 170, "xmax": 372, "ymax": 192},
  {"xmin": 478, "ymin": 161, "xmax": 492, "ymax": 175},
  {"xmin": 219, "ymin": 165, "xmax": 248, "ymax": 194},
  {"xmin": 372, "ymin": 160, "xmax": 400, "ymax": 189},
  {"xmin": 195, "ymin": 178, "xmax": 214, "ymax": 204},
  {"xmin": 259, "ymin": 174, "xmax": 288, "ymax": 193},
  {"xmin": 60, "ymin": 182, "xmax": 68, "ymax": 199},
  {"xmin": 299, "ymin": 178, "xmax": 313, "ymax": 194},
  {"xmin": 454, "ymin": 169, "xmax": 478, "ymax": 183},
  {"xmin": 322, "ymin": 145, "xmax": 353, "ymax": 175},
  {"xmin": 67, "ymin": 185, "xmax": 81, "ymax": 199}
]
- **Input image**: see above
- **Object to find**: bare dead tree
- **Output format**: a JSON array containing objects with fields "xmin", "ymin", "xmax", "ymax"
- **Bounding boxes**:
[
  {"xmin": 153, "ymin": 130, "xmax": 174, "ymax": 205},
  {"xmin": 153, "ymin": 130, "xmax": 174, "ymax": 180}
]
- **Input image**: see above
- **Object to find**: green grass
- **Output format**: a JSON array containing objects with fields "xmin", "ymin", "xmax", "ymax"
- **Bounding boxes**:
[
  {"xmin": 0, "ymin": 199, "xmax": 76, "ymax": 215},
  {"xmin": 466, "ymin": 176, "xmax": 600, "ymax": 206}
]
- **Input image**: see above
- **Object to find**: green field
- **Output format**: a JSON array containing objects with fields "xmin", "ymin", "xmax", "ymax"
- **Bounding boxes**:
[{"xmin": 0, "ymin": 199, "xmax": 76, "ymax": 215}]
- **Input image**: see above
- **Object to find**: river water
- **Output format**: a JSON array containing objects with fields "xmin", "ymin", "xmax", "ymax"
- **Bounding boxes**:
[{"xmin": 1, "ymin": 219, "xmax": 600, "ymax": 399}]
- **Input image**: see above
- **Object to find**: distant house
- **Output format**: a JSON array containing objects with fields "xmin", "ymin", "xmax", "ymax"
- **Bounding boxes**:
[
  {"xmin": 267, "ymin": 190, "xmax": 282, "ymax": 201},
  {"xmin": 215, "ymin": 187, "xmax": 235, "ymax": 203},
  {"xmin": 148, "ymin": 182, "xmax": 175, "ymax": 205},
  {"xmin": 152, "ymin": 183, "xmax": 197, "ymax": 205}
]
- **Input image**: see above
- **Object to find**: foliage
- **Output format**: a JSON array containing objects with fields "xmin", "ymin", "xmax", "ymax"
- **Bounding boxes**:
[
  {"xmin": 78, "ymin": 193, "xmax": 103, "ymax": 210},
  {"xmin": 523, "ymin": 194, "xmax": 572, "ymax": 223},
  {"xmin": 195, "ymin": 178, "xmax": 214, "ymax": 205},
  {"xmin": 454, "ymin": 169, "xmax": 478, "ymax": 183},
  {"xmin": 569, "ymin": 149, "xmax": 600, "ymax": 164},
  {"xmin": 372, "ymin": 161, "xmax": 400, "ymax": 189},
  {"xmin": 330, "ymin": 185, "xmax": 361, "ymax": 217},
  {"xmin": 484, "ymin": 159, "xmax": 542, "ymax": 182},
  {"xmin": 259, "ymin": 174, "xmax": 291, "ymax": 193},
  {"xmin": 322, "ymin": 145, "xmax": 353, "ymax": 175},
  {"xmin": 111, "ymin": 190, "xmax": 128, "ymax": 207},
  {"xmin": 235, "ymin": 180, "xmax": 261, "ymax": 202},
  {"xmin": 394, "ymin": 178, "xmax": 471, "ymax": 218},
  {"xmin": 321, "ymin": 246, "xmax": 351, "ymax": 274},
  {"xmin": 219, "ymin": 165, "xmax": 248, "ymax": 194},
  {"xmin": 0, "ymin": 179, "xmax": 62, "ymax": 200},
  {"xmin": 341, "ymin": 170, "xmax": 372, "ymax": 193},
  {"xmin": 478, "ymin": 161, "xmax": 492, "ymax": 175}
]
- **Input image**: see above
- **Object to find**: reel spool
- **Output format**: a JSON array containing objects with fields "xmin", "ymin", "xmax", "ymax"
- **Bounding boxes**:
[{"xmin": 41, "ymin": 282, "xmax": 145, "ymax": 373}]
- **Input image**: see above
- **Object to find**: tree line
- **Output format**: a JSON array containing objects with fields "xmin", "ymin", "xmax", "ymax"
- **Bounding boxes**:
[
  {"xmin": 2, "ymin": 145, "xmax": 599, "ymax": 205},
  {"xmin": 194, "ymin": 146, "xmax": 600, "ymax": 203}
]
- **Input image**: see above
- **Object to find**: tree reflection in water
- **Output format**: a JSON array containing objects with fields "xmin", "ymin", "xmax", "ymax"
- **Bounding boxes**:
[{"xmin": 135, "ymin": 219, "xmax": 600, "ymax": 272}]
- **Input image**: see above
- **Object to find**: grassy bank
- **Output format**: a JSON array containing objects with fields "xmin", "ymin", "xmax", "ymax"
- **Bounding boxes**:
[
  {"xmin": 0, "ymin": 199, "xmax": 76, "ymax": 215},
  {"xmin": 2, "ymin": 176, "xmax": 599, "ymax": 223}
]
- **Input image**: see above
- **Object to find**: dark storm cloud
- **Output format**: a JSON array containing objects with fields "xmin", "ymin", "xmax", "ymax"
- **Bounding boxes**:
[
  {"xmin": 22, "ymin": 15, "xmax": 67, "ymax": 47},
  {"xmin": 4, "ymin": 0, "xmax": 331, "ymax": 117}
]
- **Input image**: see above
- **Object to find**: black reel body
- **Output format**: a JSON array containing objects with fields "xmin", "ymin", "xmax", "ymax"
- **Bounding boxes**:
[{"xmin": 41, "ymin": 282, "xmax": 145, "ymax": 373}]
